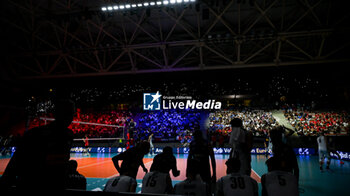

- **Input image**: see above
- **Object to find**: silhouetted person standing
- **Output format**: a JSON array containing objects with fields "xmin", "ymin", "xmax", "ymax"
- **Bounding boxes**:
[
  {"xmin": 229, "ymin": 118, "xmax": 253, "ymax": 175},
  {"xmin": 269, "ymin": 127, "xmax": 299, "ymax": 183},
  {"xmin": 188, "ymin": 130, "xmax": 216, "ymax": 192},
  {"xmin": 112, "ymin": 141, "xmax": 150, "ymax": 179},
  {"xmin": 0, "ymin": 99, "xmax": 75, "ymax": 192},
  {"xmin": 150, "ymin": 146, "xmax": 180, "ymax": 177}
]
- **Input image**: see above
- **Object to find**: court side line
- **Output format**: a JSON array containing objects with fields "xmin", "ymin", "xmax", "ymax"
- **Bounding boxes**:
[{"xmin": 251, "ymin": 169, "xmax": 261, "ymax": 183}]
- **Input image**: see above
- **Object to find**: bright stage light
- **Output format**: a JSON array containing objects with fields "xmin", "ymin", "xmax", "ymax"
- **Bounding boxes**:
[{"xmin": 101, "ymin": 0, "xmax": 196, "ymax": 12}]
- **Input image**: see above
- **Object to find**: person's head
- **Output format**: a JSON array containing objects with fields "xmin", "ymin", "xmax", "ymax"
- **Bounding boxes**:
[
  {"xmin": 137, "ymin": 141, "xmax": 150, "ymax": 155},
  {"xmin": 269, "ymin": 126, "xmax": 284, "ymax": 145},
  {"xmin": 67, "ymin": 160, "xmax": 78, "ymax": 173},
  {"xmin": 266, "ymin": 156, "xmax": 291, "ymax": 172},
  {"xmin": 54, "ymin": 99, "xmax": 75, "ymax": 128},
  {"xmin": 225, "ymin": 158, "xmax": 241, "ymax": 174},
  {"xmin": 186, "ymin": 159, "xmax": 200, "ymax": 179},
  {"xmin": 230, "ymin": 118, "xmax": 243, "ymax": 128},
  {"xmin": 193, "ymin": 130, "xmax": 203, "ymax": 140}
]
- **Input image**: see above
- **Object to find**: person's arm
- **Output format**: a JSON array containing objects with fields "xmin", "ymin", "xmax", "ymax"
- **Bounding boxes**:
[
  {"xmin": 209, "ymin": 145, "xmax": 216, "ymax": 182},
  {"xmin": 283, "ymin": 126, "xmax": 295, "ymax": 137},
  {"xmin": 252, "ymin": 178, "xmax": 259, "ymax": 196},
  {"xmin": 171, "ymin": 156, "xmax": 180, "ymax": 177},
  {"xmin": 112, "ymin": 152, "xmax": 126, "ymax": 173},
  {"xmin": 261, "ymin": 175, "xmax": 268, "ymax": 196},
  {"xmin": 216, "ymin": 178, "xmax": 224, "ymax": 196}
]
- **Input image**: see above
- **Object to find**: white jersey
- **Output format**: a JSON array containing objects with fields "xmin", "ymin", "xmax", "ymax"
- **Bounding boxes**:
[
  {"xmin": 104, "ymin": 175, "xmax": 136, "ymax": 192},
  {"xmin": 216, "ymin": 173, "xmax": 258, "ymax": 196},
  {"xmin": 262, "ymin": 171, "xmax": 298, "ymax": 196},
  {"xmin": 317, "ymin": 136, "xmax": 327, "ymax": 151},
  {"xmin": 141, "ymin": 171, "xmax": 170, "ymax": 194},
  {"xmin": 174, "ymin": 178, "xmax": 208, "ymax": 196},
  {"xmin": 229, "ymin": 127, "xmax": 246, "ymax": 147}
]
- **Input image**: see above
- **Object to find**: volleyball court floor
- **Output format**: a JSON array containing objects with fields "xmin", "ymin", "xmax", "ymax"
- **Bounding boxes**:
[{"xmin": 1, "ymin": 153, "xmax": 350, "ymax": 196}]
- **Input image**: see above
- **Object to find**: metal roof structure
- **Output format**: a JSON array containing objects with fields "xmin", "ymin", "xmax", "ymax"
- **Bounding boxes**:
[{"xmin": 1, "ymin": 0, "xmax": 349, "ymax": 79}]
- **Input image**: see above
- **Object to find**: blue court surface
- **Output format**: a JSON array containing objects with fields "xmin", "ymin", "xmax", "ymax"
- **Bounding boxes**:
[{"xmin": 1, "ymin": 153, "xmax": 350, "ymax": 196}]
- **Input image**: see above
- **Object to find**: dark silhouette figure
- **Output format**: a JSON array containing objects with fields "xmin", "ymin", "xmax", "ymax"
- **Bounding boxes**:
[
  {"xmin": 150, "ymin": 146, "xmax": 180, "ymax": 177},
  {"xmin": 112, "ymin": 141, "xmax": 150, "ymax": 179},
  {"xmin": 0, "ymin": 99, "xmax": 75, "ymax": 192},
  {"xmin": 269, "ymin": 127, "xmax": 299, "ymax": 182},
  {"xmin": 65, "ymin": 160, "xmax": 86, "ymax": 190},
  {"xmin": 141, "ymin": 157, "xmax": 174, "ymax": 194},
  {"xmin": 174, "ymin": 158, "xmax": 210, "ymax": 196},
  {"xmin": 188, "ymin": 130, "xmax": 216, "ymax": 191},
  {"xmin": 216, "ymin": 158, "xmax": 258, "ymax": 196},
  {"xmin": 261, "ymin": 156, "xmax": 299, "ymax": 196},
  {"xmin": 104, "ymin": 170, "xmax": 137, "ymax": 193},
  {"xmin": 229, "ymin": 118, "xmax": 253, "ymax": 175}
]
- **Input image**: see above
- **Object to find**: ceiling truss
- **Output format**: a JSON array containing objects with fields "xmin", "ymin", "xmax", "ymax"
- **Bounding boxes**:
[{"xmin": 1, "ymin": 0, "xmax": 350, "ymax": 79}]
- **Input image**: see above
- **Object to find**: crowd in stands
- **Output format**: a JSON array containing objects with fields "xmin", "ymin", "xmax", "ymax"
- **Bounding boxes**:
[
  {"xmin": 1, "ymin": 105, "xmax": 301, "ymax": 196},
  {"xmin": 208, "ymin": 110, "xmax": 279, "ymax": 146},
  {"xmin": 21, "ymin": 106, "xmax": 350, "ymax": 143},
  {"xmin": 28, "ymin": 110, "xmax": 131, "ymax": 139},
  {"xmin": 284, "ymin": 109, "xmax": 349, "ymax": 136},
  {"xmin": 25, "ymin": 109, "xmax": 202, "ymax": 143},
  {"xmin": 71, "ymin": 110, "xmax": 131, "ymax": 138},
  {"xmin": 136, "ymin": 110, "xmax": 201, "ymax": 145}
]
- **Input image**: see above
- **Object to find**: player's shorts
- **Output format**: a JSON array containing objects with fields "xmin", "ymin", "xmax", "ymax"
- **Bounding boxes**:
[{"xmin": 319, "ymin": 149, "xmax": 330, "ymax": 161}]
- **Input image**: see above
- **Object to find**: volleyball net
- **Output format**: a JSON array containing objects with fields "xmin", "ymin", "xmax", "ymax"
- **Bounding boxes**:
[{"xmin": 38, "ymin": 117, "xmax": 126, "ymax": 146}]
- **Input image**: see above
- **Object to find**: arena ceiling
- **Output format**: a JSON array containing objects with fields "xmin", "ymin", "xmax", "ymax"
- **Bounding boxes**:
[{"xmin": 1, "ymin": 0, "xmax": 350, "ymax": 79}]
